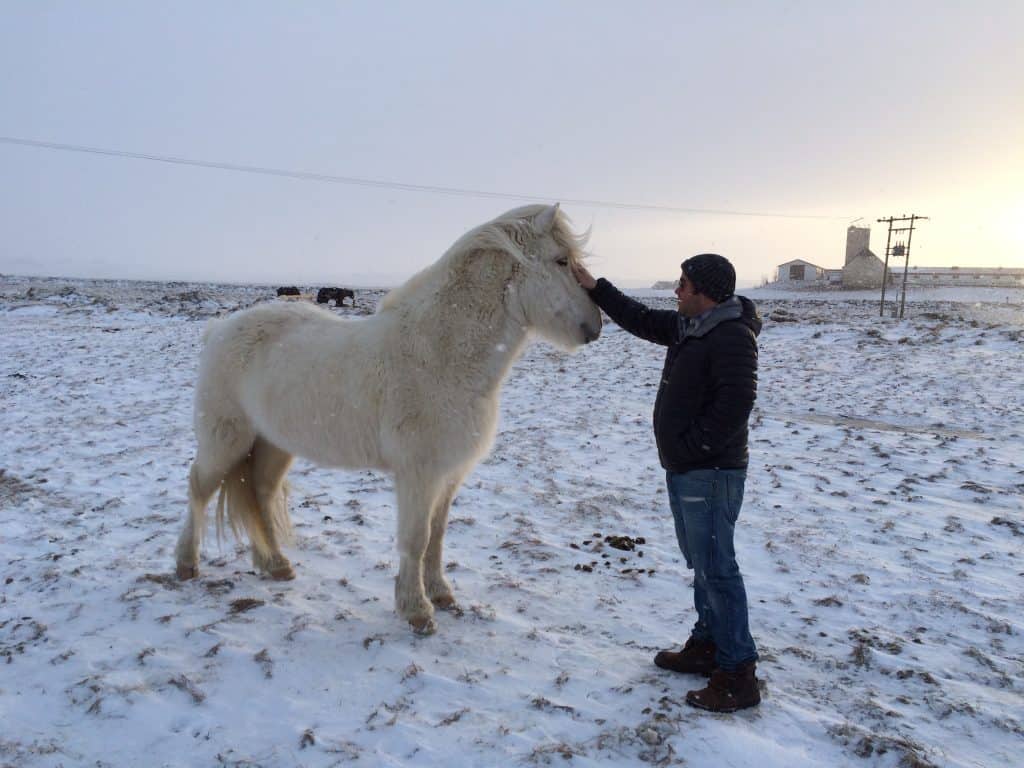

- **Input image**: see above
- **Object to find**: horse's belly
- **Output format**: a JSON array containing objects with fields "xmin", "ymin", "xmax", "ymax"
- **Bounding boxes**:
[
  {"xmin": 377, "ymin": 391, "xmax": 499, "ymax": 475},
  {"xmin": 240, "ymin": 359, "xmax": 389, "ymax": 471},
  {"xmin": 253, "ymin": 411, "xmax": 389, "ymax": 471}
]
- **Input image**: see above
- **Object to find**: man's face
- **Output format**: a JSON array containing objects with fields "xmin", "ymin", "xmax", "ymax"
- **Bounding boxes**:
[{"xmin": 674, "ymin": 272, "xmax": 713, "ymax": 318}]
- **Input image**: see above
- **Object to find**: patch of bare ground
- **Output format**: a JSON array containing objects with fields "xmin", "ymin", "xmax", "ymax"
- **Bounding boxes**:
[
  {"xmin": 138, "ymin": 572, "xmax": 182, "ymax": 590},
  {"xmin": 0, "ymin": 469, "xmax": 38, "ymax": 505},
  {"xmin": 827, "ymin": 722, "xmax": 940, "ymax": 768},
  {"xmin": 0, "ymin": 738, "xmax": 67, "ymax": 766},
  {"xmin": 0, "ymin": 617, "xmax": 47, "ymax": 662},
  {"xmin": 168, "ymin": 674, "xmax": 206, "ymax": 704},
  {"xmin": 253, "ymin": 648, "xmax": 273, "ymax": 678},
  {"xmin": 227, "ymin": 598, "xmax": 264, "ymax": 614},
  {"xmin": 436, "ymin": 707, "xmax": 470, "ymax": 726}
]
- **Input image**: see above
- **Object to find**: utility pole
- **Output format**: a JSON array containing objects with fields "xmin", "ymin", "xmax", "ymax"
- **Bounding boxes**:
[
  {"xmin": 877, "ymin": 214, "xmax": 928, "ymax": 318},
  {"xmin": 879, "ymin": 220, "xmax": 895, "ymax": 315}
]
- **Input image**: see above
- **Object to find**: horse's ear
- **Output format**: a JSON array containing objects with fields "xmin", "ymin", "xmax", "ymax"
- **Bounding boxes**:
[{"xmin": 532, "ymin": 203, "xmax": 560, "ymax": 235}]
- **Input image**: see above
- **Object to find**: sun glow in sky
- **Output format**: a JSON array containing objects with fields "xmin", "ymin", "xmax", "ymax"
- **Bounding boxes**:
[
  {"xmin": 992, "ymin": 198, "xmax": 1024, "ymax": 254},
  {"xmin": 1, "ymin": 2, "xmax": 1021, "ymax": 288}
]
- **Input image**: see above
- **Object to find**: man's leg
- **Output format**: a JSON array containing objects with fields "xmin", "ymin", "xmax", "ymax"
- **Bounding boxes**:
[
  {"xmin": 683, "ymin": 469, "xmax": 760, "ymax": 711},
  {"xmin": 695, "ymin": 469, "xmax": 756, "ymax": 670},
  {"xmin": 655, "ymin": 470, "xmax": 718, "ymax": 675},
  {"xmin": 666, "ymin": 470, "xmax": 714, "ymax": 640}
]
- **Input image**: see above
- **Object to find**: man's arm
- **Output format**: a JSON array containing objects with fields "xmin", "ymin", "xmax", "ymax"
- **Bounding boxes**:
[{"xmin": 572, "ymin": 264, "xmax": 680, "ymax": 347}]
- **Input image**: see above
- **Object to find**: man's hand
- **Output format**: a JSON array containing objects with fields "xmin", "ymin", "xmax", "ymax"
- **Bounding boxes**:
[{"xmin": 571, "ymin": 263, "xmax": 597, "ymax": 290}]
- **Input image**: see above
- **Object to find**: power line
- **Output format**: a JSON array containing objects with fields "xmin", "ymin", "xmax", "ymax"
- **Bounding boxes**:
[{"xmin": 1, "ymin": 135, "xmax": 848, "ymax": 221}]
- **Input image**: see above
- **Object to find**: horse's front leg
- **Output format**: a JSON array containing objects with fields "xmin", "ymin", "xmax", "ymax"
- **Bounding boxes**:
[
  {"xmin": 423, "ymin": 480, "xmax": 460, "ymax": 610},
  {"xmin": 394, "ymin": 472, "xmax": 442, "ymax": 635}
]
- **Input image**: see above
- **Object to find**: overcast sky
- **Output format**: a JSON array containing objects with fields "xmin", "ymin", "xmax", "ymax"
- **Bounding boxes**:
[{"xmin": 2, "ymin": 1, "xmax": 1021, "ymax": 288}]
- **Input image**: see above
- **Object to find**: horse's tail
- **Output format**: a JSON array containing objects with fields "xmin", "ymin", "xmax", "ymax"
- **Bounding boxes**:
[{"xmin": 214, "ymin": 453, "xmax": 293, "ymax": 562}]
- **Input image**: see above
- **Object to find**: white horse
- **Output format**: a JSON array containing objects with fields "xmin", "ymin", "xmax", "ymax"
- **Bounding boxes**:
[{"xmin": 175, "ymin": 203, "xmax": 602, "ymax": 634}]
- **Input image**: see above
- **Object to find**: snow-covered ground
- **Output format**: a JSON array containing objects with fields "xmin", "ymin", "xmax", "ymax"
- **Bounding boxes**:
[
  {"xmin": 1, "ymin": 275, "xmax": 1022, "ymax": 767},
  {"xmin": 747, "ymin": 283, "xmax": 1024, "ymax": 307}
]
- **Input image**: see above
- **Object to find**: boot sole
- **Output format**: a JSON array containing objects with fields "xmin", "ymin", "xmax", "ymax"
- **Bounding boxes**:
[{"xmin": 685, "ymin": 694, "xmax": 760, "ymax": 713}]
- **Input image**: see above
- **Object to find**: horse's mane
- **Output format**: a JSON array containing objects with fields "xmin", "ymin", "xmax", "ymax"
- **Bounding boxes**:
[{"xmin": 378, "ymin": 205, "xmax": 588, "ymax": 313}]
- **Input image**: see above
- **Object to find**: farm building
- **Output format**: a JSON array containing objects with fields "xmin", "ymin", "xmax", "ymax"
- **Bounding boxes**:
[
  {"xmin": 775, "ymin": 259, "xmax": 827, "ymax": 284},
  {"xmin": 770, "ymin": 223, "xmax": 1024, "ymax": 291},
  {"xmin": 888, "ymin": 266, "xmax": 1024, "ymax": 288},
  {"xmin": 842, "ymin": 248, "xmax": 890, "ymax": 289}
]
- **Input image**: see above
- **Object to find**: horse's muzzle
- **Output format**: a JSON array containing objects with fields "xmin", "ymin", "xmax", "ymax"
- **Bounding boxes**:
[{"xmin": 581, "ymin": 321, "xmax": 602, "ymax": 344}]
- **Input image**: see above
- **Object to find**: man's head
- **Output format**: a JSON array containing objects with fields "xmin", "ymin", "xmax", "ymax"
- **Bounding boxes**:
[{"xmin": 675, "ymin": 253, "xmax": 735, "ymax": 317}]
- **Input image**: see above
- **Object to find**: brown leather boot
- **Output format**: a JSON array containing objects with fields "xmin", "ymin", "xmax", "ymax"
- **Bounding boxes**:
[
  {"xmin": 653, "ymin": 637, "xmax": 717, "ymax": 676},
  {"xmin": 685, "ymin": 661, "xmax": 761, "ymax": 712}
]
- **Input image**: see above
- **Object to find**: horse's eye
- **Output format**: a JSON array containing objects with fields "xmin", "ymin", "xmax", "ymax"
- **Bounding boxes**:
[{"xmin": 556, "ymin": 258, "xmax": 569, "ymax": 267}]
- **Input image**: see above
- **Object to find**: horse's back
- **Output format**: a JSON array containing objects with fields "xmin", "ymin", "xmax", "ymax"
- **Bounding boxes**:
[
  {"xmin": 205, "ymin": 299, "xmax": 338, "ymax": 344},
  {"xmin": 202, "ymin": 301, "xmax": 366, "ymax": 369}
]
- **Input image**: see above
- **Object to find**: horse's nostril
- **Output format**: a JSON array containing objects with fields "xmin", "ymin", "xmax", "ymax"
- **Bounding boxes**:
[{"xmin": 581, "ymin": 322, "xmax": 601, "ymax": 343}]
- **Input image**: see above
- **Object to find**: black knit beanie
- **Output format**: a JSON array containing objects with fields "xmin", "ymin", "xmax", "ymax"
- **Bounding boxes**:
[{"xmin": 681, "ymin": 253, "xmax": 736, "ymax": 303}]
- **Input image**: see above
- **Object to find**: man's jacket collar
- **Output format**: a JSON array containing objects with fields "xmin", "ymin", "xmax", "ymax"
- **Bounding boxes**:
[{"xmin": 678, "ymin": 296, "xmax": 743, "ymax": 339}]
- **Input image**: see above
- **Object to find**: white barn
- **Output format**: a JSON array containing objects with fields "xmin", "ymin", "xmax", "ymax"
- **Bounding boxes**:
[{"xmin": 775, "ymin": 259, "xmax": 827, "ymax": 285}]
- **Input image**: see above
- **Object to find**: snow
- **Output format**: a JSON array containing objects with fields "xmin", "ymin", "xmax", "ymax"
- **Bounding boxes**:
[
  {"xmin": 747, "ymin": 284, "xmax": 1024, "ymax": 306},
  {"xmin": 1, "ymin": 275, "xmax": 1022, "ymax": 767}
]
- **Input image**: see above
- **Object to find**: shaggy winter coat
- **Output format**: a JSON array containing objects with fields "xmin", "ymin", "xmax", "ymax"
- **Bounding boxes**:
[
  {"xmin": 588, "ymin": 280, "xmax": 761, "ymax": 472},
  {"xmin": 174, "ymin": 203, "xmax": 602, "ymax": 636}
]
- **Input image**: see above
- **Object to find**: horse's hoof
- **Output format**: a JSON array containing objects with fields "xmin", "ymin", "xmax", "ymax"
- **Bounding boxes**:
[
  {"xmin": 410, "ymin": 616, "xmax": 437, "ymax": 636},
  {"xmin": 176, "ymin": 564, "xmax": 198, "ymax": 580},
  {"xmin": 431, "ymin": 594, "xmax": 458, "ymax": 611},
  {"xmin": 270, "ymin": 564, "xmax": 296, "ymax": 581}
]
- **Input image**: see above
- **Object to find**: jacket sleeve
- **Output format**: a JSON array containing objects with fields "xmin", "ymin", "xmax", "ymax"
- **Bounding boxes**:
[
  {"xmin": 677, "ymin": 323, "xmax": 758, "ymax": 459},
  {"xmin": 589, "ymin": 278, "xmax": 680, "ymax": 347}
]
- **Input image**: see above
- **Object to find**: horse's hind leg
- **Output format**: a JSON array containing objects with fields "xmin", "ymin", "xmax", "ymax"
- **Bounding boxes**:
[
  {"xmin": 393, "ymin": 470, "xmax": 443, "ymax": 635},
  {"xmin": 423, "ymin": 476, "xmax": 464, "ymax": 610},
  {"xmin": 178, "ymin": 396, "xmax": 256, "ymax": 578},
  {"xmin": 176, "ymin": 459, "xmax": 232, "ymax": 580},
  {"xmin": 248, "ymin": 437, "xmax": 296, "ymax": 580}
]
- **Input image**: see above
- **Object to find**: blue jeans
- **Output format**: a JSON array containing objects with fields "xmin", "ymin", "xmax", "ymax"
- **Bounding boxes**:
[{"xmin": 666, "ymin": 468, "xmax": 758, "ymax": 670}]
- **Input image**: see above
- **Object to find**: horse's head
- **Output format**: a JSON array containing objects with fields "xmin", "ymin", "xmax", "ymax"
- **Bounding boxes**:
[{"xmin": 494, "ymin": 204, "xmax": 602, "ymax": 350}]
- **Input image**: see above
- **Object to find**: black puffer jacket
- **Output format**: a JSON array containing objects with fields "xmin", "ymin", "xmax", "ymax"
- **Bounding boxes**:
[{"xmin": 589, "ymin": 279, "xmax": 761, "ymax": 473}]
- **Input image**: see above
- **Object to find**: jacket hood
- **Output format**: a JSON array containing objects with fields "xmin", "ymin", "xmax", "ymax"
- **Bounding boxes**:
[
  {"xmin": 737, "ymin": 295, "xmax": 762, "ymax": 337},
  {"xmin": 679, "ymin": 295, "xmax": 762, "ymax": 339}
]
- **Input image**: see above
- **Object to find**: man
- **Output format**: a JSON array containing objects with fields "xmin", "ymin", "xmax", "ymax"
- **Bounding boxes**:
[{"xmin": 572, "ymin": 253, "xmax": 763, "ymax": 712}]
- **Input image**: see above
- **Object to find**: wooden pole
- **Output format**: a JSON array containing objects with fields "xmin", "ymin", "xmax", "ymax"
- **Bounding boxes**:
[{"xmin": 879, "ymin": 217, "xmax": 894, "ymax": 316}]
